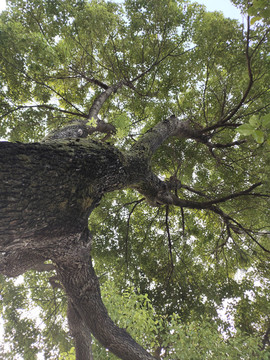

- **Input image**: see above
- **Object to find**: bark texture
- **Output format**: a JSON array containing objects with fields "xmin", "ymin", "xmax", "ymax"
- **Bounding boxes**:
[
  {"xmin": 67, "ymin": 300, "xmax": 94, "ymax": 360},
  {"xmin": 0, "ymin": 139, "xmax": 129, "ymax": 275},
  {"xmin": 56, "ymin": 230, "xmax": 154, "ymax": 360},
  {"xmin": 0, "ymin": 136, "xmax": 158, "ymax": 359}
]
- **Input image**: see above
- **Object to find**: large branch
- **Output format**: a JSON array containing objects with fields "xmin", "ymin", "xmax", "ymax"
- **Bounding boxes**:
[
  {"xmin": 67, "ymin": 300, "xmax": 94, "ymax": 360},
  {"xmin": 131, "ymin": 115, "xmax": 196, "ymax": 157},
  {"xmin": 44, "ymin": 81, "xmax": 125, "ymax": 141},
  {"xmin": 88, "ymin": 81, "xmax": 124, "ymax": 120},
  {"xmin": 54, "ymin": 229, "xmax": 156, "ymax": 360}
]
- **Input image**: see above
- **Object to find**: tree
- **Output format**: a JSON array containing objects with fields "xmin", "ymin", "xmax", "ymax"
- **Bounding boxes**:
[{"xmin": 0, "ymin": 0, "xmax": 270, "ymax": 359}]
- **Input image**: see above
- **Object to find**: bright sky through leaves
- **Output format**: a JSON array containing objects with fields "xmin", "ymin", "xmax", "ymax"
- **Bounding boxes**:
[
  {"xmin": 0, "ymin": 0, "xmax": 242, "ymax": 20},
  {"xmin": 0, "ymin": 0, "xmax": 5, "ymax": 12},
  {"xmin": 192, "ymin": 0, "xmax": 243, "ymax": 20}
]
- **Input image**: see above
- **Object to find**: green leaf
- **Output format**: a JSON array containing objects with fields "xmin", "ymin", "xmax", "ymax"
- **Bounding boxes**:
[
  {"xmin": 252, "ymin": 130, "xmax": 264, "ymax": 143},
  {"xmin": 250, "ymin": 16, "xmax": 262, "ymax": 25},
  {"xmin": 237, "ymin": 124, "xmax": 255, "ymax": 136},
  {"xmin": 86, "ymin": 117, "xmax": 97, "ymax": 126},
  {"xmin": 262, "ymin": 114, "xmax": 270, "ymax": 129},
  {"xmin": 248, "ymin": 7, "xmax": 257, "ymax": 16},
  {"xmin": 249, "ymin": 115, "xmax": 260, "ymax": 127}
]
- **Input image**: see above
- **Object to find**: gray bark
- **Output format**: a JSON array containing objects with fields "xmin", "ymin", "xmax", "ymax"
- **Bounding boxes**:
[{"xmin": 0, "ymin": 137, "xmax": 157, "ymax": 360}]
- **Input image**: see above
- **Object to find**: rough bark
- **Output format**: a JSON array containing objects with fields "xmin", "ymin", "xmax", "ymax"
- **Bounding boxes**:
[
  {"xmin": 55, "ymin": 229, "xmax": 155, "ymax": 360},
  {"xmin": 0, "ymin": 138, "xmax": 132, "ymax": 281},
  {"xmin": 67, "ymin": 300, "xmax": 94, "ymax": 360},
  {"xmin": 132, "ymin": 116, "xmax": 193, "ymax": 157},
  {"xmin": 0, "ymin": 137, "xmax": 157, "ymax": 359}
]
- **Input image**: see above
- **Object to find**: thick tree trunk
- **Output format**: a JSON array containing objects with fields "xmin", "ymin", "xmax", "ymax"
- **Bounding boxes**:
[
  {"xmin": 0, "ymin": 139, "xmax": 129, "ymax": 274},
  {"xmin": 0, "ymin": 117, "xmax": 196, "ymax": 276},
  {"xmin": 0, "ymin": 139, "xmax": 157, "ymax": 360},
  {"xmin": 1, "ymin": 114, "xmax": 250, "ymax": 359}
]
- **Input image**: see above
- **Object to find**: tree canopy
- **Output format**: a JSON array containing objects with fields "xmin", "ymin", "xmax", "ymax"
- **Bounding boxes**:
[{"xmin": 0, "ymin": 0, "xmax": 270, "ymax": 359}]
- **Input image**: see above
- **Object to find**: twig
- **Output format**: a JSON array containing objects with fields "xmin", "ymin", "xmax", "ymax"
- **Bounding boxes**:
[
  {"xmin": 165, "ymin": 205, "xmax": 174, "ymax": 279},
  {"xmin": 124, "ymin": 199, "xmax": 144, "ymax": 266}
]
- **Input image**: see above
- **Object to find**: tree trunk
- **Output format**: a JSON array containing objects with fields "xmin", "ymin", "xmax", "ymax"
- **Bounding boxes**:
[
  {"xmin": 0, "ymin": 139, "xmax": 128, "ymax": 273},
  {"xmin": 0, "ymin": 139, "xmax": 156, "ymax": 360}
]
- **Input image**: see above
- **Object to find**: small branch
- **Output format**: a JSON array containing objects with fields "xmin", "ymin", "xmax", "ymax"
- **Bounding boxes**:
[
  {"xmin": 209, "ymin": 140, "xmax": 247, "ymax": 149},
  {"xmin": 202, "ymin": 18, "xmax": 254, "ymax": 133},
  {"xmin": 124, "ymin": 199, "xmax": 144, "ymax": 266},
  {"xmin": 229, "ymin": 219, "xmax": 270, "ymax": 254},
  {"xmin": 212, "ymin": 228, "xmax": 230, "ymax": 255},
  {"xmin": 0, "ymin": 104, "xmax": 88, "ymax": 121},
  {"xmin": 155, "ymin": 182, "xmax": 264, "ymax": 210},
  {"xmin": 205, "ymin": 206, "xmax": 270, "ymax": 254},
  {"xmin": 123, "ymin": 198, "xmax": 145, "ymax": 208},
  {"xmin": 130, "ymin": 46, "xmax": 195, "ymax": 85},
  {"xmin": 250, "ymin": 28, "xmax": 270, "ymax": 59},
  {"xmin": 71, "ymin": 30, "xmax": 114, "ymax": 75},
  {"xmin": 221, "ymin": 16, "xmax": 253, "ymax": 121},
  {"xmin": 69, "ymin": 65, "xmax": 109, "ymax": 90},
  {"xmin": 165, "ymin": 205, "xmax": 174, "ymax": 279},
  {"xmin": 180, "ymin": 207, "xmax": 185, "ymax": 237},
  {"xmin": 202, "ymin": 62, "xmax": 210, "ymax": 123},
  {"xmin": 181, "ymin": 184, "xmax": 211, "ymax": 198},
  {"xmin": 0, "ymin": 53, "xmax": 86, "ymax": 116},
  {"xmin": 200, "ymin": 182, "xmax": 263, "ymax": 206}
]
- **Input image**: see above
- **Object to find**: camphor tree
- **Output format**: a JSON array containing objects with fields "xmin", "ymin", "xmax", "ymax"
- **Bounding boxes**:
[{"xmin": 0, "ymin": 0, "xmax": 270, "ymax": 359}]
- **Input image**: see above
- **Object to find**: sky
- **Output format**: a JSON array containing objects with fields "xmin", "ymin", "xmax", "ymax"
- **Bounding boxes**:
[
  {"xmin": 193, "ymin": 0, "xmax": 243, "ymax": 21},
  {"xmin": 0, "ymin": 0, "xmax": 243, "ymax": 21},
  {"xmin": 0, "ymin": 0, "xmax": 5, "ymax": 12}
]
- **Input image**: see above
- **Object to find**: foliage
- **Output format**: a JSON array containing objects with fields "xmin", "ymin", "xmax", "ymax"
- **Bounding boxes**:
[
  {"xmin": 237, "ymin": 113, "xmax": 270, "ymax": 144},
  {"xmin": 248, "ymin": 0, "xmax": 270, "ymax": 24},
  {"xmin": 0, "ymin": 272, "xmax": 71, "ymax": 359},
  {"xmin": 0, "ymin": 0, "xmax": 270, "ymax": 358},
  {"xmin": 1, "ymin": 276, "xmax": 269, "ymax": 359}
]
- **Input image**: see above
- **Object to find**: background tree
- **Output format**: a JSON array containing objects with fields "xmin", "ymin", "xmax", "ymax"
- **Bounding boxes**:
[{"xmin": 0, "ymin": 0, "xmax": 270, "ymax": 359}]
